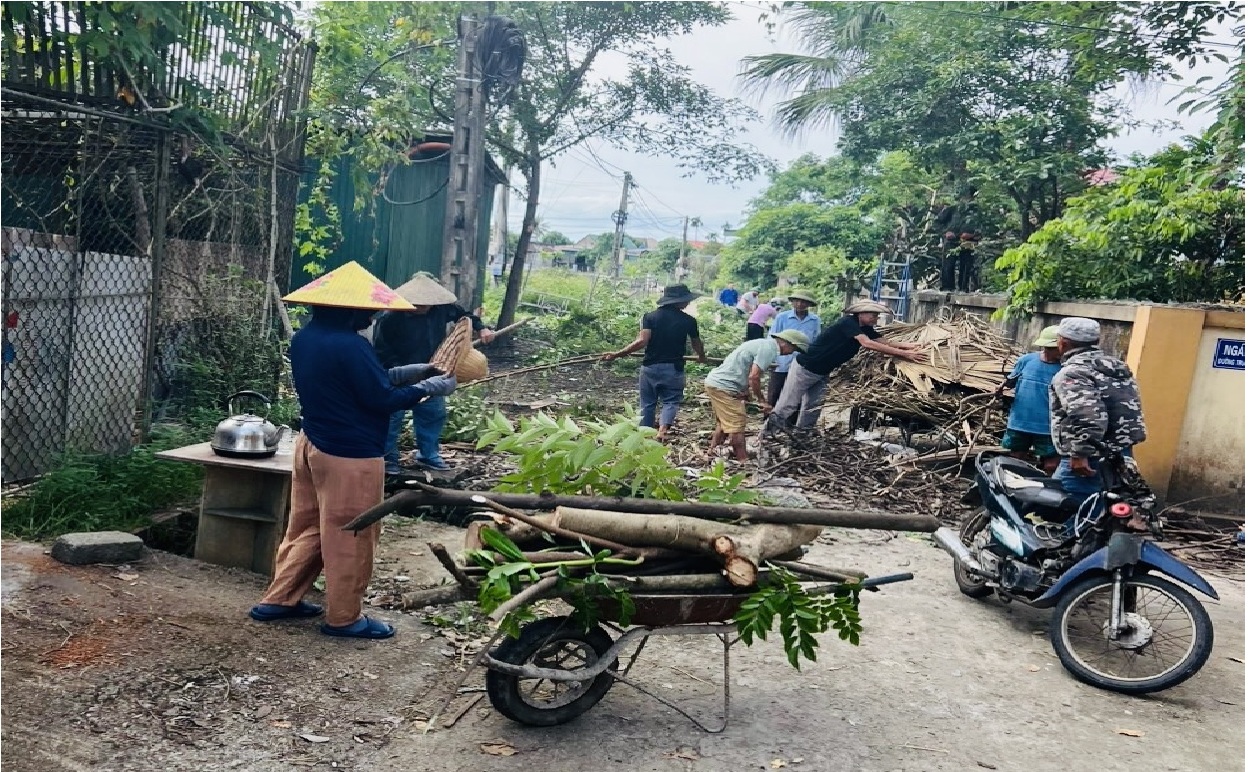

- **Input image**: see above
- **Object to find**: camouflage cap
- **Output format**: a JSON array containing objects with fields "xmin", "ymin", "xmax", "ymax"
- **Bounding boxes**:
[{"xmin": 1057, "ymin": 317, "xmax": 1100, "ymax": 343}]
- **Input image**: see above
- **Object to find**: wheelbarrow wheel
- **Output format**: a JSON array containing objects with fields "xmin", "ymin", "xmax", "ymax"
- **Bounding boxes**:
[{"xmin": 486, "ymin": 616, "xmax": 617, "ymax": 726}]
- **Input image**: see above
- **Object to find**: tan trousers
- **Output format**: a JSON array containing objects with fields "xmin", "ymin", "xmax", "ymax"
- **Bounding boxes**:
[{"xmin": 260, "ymin": 434, "xmax": 384, "ymax": 627}]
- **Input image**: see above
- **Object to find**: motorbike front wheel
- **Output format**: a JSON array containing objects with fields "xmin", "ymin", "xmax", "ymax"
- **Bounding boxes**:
[
  {"xmin": 953, "ymin": 509, "xmax": 993, "ymax": 599},
  {"xmin": 1050, "ymin": 573, "xmax": 1214, "ymax": 695}
]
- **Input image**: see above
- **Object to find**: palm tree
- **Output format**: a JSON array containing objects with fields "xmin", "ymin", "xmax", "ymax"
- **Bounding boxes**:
[
  {"xmin": 738, "ymin": 2, "xmax": 899, "ymax": 134},
  {"xmin": 690, "ymin": 216, "xmax": 703, "ymax": 244}
]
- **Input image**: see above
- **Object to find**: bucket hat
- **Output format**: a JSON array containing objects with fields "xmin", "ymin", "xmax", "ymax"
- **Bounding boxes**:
[
  {"xmin": 1057, "ymin": 317, "xmax": 1100, "ymax": 343},
  {"xmin": 657, "ymin": 284, "xmax": 700, "ymax": 306},
  {"xmin": 283, "ymin": 261, "xmax": 414, "ymax": 310},
  {"xmin": 1032, "ymin": 325, "xmax": 1060, "ymax": 348},
  {"xmin": 771, "ymin": 328, "xmax": 811, "ymax": 352},
  {"xmin": 787, "ymin": 288, "xmax": 818, "ymax": 305},
  {"xmin": 394, "ymin": 272, "xmax": 458, "ymax": 306},
  {"xmin": 844, "ymin": 299, "xmax": 891, "ymax": 315}
]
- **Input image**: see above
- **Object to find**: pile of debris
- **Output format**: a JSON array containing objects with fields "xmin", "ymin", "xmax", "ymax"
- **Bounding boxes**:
[
  {"xmin": 759, "ymin": 429, "xmax": 976, "ymax": 526},
  {"xmin": 827, "ymin": 312, "xmax": 1020, "ymax": 449}
]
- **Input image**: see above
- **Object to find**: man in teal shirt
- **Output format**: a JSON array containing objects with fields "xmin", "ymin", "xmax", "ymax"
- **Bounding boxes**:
[{"xmin": 704, "ymin": 329, "xmax": 810, "ymax": 462}]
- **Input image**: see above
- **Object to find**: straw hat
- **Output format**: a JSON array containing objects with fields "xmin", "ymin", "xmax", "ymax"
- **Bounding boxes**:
[
  {"xmin": 430, "ymin": 317, "xmax": 473, "ymax": 376},
  {"xmin": 394, "ymin": 272, "xmax": 458, "ymax": 306},
  {"xmin": 771, "ymin": 328, "xmax": 811, "ymax": 352},
  {"xmin": 455, "ymin": 348, "xmax": 489, "ymax": 382},
  {"xmin": 844, "ymin": 300, "xmax": 891, "ymax": 315},
  {"xmin": 787, "ymin": 288, "xmax": 818, "ymax": 305},
  {"xmin": 283, "ymin": 261, "xmax": 414, "ymax": 310}
]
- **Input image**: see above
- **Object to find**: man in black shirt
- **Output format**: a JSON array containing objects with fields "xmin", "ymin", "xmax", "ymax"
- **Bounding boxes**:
[
  {"xmin": 373, "ymin": 274, "xmax": 495, "ymax": 473},
  {"xmin": 765, "ymin": 300, "xmax": 923, "ymax": 434},
  {"xmin": 604, "ymin": 284, "xmax": 707, "ymax": 441}
]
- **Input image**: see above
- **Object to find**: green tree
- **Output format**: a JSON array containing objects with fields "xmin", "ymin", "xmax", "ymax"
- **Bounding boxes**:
[
  {"xmin": 741, "ymin": 2, "xmax": 1241, "ymax": 240},
  {"xmin": 996, "ymin": 136, "xmax": 1245, "ymax": 313},
  {"xmin": 539, "ymin": 229, "xmax": 571, "ymax": 245},
  {"xmin": 481, "ymin": 2, "xmax": 765, "ymax": 327}
]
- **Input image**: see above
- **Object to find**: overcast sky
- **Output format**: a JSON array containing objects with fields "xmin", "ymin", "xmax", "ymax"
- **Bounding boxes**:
[{"xmin": 505, "ymin": 2, "xmax": 1242, "ymax": 243}]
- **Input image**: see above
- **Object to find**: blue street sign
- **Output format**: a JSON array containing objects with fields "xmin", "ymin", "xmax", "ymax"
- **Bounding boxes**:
[{"xmin": 1212, "ymin": 338, "xmax": 1245, "ymax": 371}]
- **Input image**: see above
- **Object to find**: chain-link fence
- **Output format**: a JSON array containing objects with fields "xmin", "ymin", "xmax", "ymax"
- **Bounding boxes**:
[{"xmin": 1, "ymin": 3, "xmax": 314, "ymax": 482}]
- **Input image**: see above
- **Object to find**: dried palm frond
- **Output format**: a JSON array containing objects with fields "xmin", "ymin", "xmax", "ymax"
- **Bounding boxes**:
[{"xmin": 431, "ymin": 317, "xmax": 473, "ymax": 375}]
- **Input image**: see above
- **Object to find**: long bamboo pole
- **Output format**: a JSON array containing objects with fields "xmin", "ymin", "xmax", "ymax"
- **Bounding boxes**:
[{"xmin": 342, "ymin": 484, "xmax": 940, "ymax": 534}]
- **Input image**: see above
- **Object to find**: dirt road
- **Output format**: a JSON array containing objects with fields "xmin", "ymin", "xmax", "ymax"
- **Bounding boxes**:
[{"xmin": 3, "ymin": 516, "xmax": 1242, "ymax": 772}]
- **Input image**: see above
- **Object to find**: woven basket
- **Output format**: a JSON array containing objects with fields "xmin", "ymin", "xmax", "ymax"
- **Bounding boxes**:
[
  {"xmin": 430, "ymin": 317, "xmax": 472, "ymax": 376},
  {"xmin": 455, "ymin": 348, "xmax": 489, "ymax": 382}
]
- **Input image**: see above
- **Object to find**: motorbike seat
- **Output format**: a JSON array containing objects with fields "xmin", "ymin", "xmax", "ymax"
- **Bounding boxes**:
[{"xmin": 991, "ymin": 458, "xmax": 1081, "ymax": 517}]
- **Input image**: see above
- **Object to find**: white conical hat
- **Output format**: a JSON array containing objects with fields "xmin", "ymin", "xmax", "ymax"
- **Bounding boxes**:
[{"xmin": 394, "ymin": 273, "xmax": 457, "ymax": 305}]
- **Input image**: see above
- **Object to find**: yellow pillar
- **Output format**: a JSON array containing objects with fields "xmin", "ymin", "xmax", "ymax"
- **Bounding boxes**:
[{"xmin": 1124, "ymin": 306, "xmax": 1206, "ymax": 500}]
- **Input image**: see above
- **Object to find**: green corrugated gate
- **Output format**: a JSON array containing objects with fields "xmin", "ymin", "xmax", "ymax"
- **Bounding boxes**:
[{"xmin": 293, "ymin": 143, "xmax": 503, "ymax": 307}]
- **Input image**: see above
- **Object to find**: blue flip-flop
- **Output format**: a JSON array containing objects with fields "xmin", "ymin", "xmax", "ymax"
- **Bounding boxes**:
[
  {"xmin": 320, "ymin": 615, "xmax": 395, "ymax": 640},
  {"xmin": 249, "ymin": 600, "xmax": 324, "ymax": 622}
]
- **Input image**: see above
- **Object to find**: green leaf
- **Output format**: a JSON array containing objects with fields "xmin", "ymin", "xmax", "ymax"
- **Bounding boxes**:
[{"xmin": 478, "ymin": 528, "xmax": 527, "ymax": 562}]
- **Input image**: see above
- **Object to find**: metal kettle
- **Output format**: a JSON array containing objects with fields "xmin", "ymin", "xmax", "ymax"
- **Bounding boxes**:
[{"xmin": 210, "ymin": 390, "xmax": 288, "ymax": 459}]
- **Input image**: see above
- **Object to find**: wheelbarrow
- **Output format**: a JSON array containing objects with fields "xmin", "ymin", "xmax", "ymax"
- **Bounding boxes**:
[{"xmin": 480, "ymin": 572, "xmax": 914, "ymax": 731}]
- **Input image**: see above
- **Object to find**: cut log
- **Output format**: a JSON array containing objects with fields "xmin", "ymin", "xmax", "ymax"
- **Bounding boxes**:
[
  {"xmin": 342, "ymin": 484, "xmax": 940, "ymax": 534},
  {"xmin": 552, "ymin": 507, "xmax": 822, "ymax": 587}
]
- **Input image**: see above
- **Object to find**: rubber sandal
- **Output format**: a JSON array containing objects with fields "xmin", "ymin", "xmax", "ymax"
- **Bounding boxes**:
[
  {"xmin": 249, "ymin": 600, "xmax": 324, "ymax": 622},
  {"xmin": 320, "ymin": 615, "xmax": 395, "ymax": 640}
]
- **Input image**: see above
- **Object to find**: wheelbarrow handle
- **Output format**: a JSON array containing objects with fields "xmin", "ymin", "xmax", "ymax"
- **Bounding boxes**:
[{"xmin": 859, "ymin": 572, "xmax": 915, "ymax": 589}]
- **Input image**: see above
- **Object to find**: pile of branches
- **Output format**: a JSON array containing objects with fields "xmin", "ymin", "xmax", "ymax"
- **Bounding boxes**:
[
  {"xmin": 761, "ymin": 429, "xmax": 976, "ymax": 526},
  {"xmin": 1157, "ymin": 508, "xmax": 1245, "ymax": 573},
  {"xmin": 827, "ymin": 312, "xmax": 1020, "ymax": 443}
]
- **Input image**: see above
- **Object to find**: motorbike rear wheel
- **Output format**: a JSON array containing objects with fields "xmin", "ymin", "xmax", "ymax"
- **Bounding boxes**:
[
  {"xmin": 1050, "ymin": 573, "xmax": 1214, "ymax": 695},
  {"xmin": 953, "ymin": 509, "xmax": 993, "ymax": 599}
]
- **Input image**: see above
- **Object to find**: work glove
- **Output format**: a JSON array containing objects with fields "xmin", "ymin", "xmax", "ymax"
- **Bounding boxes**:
[
  {"xmin": 387, "ymin": 363, "xmax": 442, "ymax": 386},
  {"xmin": 413, "ymin": 373, "xmax": 457, "ymax": 398}
]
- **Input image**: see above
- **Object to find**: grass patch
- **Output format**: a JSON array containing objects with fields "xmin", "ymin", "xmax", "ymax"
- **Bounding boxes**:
[{"xmin": 2, "ymin": 425, "xmax": 206, "ymax": 542}]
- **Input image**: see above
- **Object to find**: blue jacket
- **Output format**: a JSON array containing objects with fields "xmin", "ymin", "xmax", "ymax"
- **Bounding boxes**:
[
  {"xmin": 292, "ymin": 312, "xmax": 432, "ymax": 458},
  {"xmin": 1007, "ymin": 352, "xmax": 1061, "ymax": 435}
]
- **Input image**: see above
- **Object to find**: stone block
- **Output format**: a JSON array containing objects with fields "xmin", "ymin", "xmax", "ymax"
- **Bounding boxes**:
[{"xmin": 50, "ymin": 531, "xmax": 144, "ymax": 565}]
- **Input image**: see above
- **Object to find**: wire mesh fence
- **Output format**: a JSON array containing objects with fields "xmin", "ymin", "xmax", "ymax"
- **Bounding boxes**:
[{"xmin": 1, "ymin": 3, "xmax": 314, "ymax": 483}]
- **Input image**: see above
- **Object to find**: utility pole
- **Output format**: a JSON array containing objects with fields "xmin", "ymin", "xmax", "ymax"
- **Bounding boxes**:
[
  {"xmin": 441, "ymin": 14, "xmax": 487, "ymax": 306},
  {"xmin": 487, "ymin": 165, "xmax": 510, "ymax": 282},
  {"xmin": 677, "ymin": 215, "xmax": 689, "ymax": 281},
  {"xmin": 610, "ymin": 171, "xmax": 632, "ymax": 278}
]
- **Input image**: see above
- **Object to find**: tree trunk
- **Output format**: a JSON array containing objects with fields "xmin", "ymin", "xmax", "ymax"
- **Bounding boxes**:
[
  {"xmin": 551, "ymin": 507, "xmax": 822, "ymax": 587},
  {"xmin": 497, "ymin": 144, "xmax": 541, "ymax": 328}
]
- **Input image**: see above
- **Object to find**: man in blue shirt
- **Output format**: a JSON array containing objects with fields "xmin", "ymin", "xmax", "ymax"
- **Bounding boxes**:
[
  {"xmin": 996, "ymin": 325, "xmax": 1062, "ymax": 472},
  {"xmin": 766, "ymin": 289, "xmax": 822, "ymax": 418}
]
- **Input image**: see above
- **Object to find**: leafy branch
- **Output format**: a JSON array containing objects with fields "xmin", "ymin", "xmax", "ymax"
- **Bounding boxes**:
[
  {"xmin": 464, "ymin": 527, "xmax": 637, "ymax": 638},
  {"xmin": 734, "ymin": 566, "xmax": 863, "ymax": 670}
]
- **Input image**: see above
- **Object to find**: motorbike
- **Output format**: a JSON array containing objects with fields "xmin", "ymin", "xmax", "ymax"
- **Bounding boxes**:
[{"xmin": 932, "ymin": 448, "xmax": 1217, "ymax": 695}]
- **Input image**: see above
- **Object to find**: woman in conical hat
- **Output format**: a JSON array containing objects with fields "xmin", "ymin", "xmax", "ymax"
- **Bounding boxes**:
[
  {"xmin": 249, "ymin": 262, "xmax": 458, "ymax": 640},
  {"xmin": 372, "ymin": 272, "xmax": 496, "ymax": 473}
]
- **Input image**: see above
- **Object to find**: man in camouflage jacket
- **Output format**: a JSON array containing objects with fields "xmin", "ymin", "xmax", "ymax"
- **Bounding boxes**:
[{"xmin": 1048, "ymin": 317, "xmax": 1147, "ymax": 498}]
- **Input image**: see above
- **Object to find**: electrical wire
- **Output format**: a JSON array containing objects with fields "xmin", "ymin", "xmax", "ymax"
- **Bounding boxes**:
[
  {"xmin": 380, "ymin": 176, "xmax": 450, "ymax": 206},
  {"xmin": 476, "ymin": 15, "xmax": 526, "ymax": 105}
]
